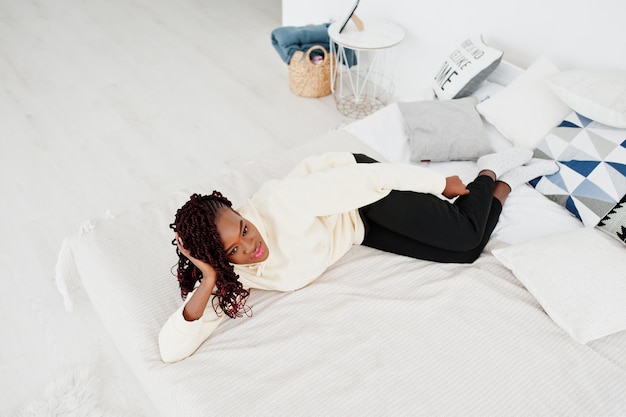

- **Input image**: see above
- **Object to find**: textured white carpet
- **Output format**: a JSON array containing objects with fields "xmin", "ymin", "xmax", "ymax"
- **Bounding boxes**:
[{"xmin": 9, "ymin": 365, "xmax": 129, "ymax": 417}]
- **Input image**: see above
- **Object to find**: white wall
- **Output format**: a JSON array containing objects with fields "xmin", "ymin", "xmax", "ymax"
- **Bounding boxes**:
[{"xmin": 283, "ymin": 0, "xmax": 626, "ymax": 99}]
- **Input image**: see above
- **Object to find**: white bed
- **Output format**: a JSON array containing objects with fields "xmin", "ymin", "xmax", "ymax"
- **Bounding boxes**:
[{"xmin": 55, "ymin": 58, "xmax": 626, "ymax": 416}]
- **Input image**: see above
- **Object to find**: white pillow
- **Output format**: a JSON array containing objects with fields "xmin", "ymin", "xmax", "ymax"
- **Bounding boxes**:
[
  {"xmin": 492, "ymin": 228, "xmax": 626, "ymax": 343},
  {"xmin": 476, "ymin": 56, "xmax": 571, "ymax": 149},
  {"xmin": 432, "ymin": 35, "xmax": 503, "ymax": 100},
  {"xmin": 471, "ymin": 79, "xmax": 505, "ymax": 103},
  {"xmin": 342, "ymin": 103, "xmax": 410, "ymax": 163},
  {"xmin": 547, "ymin": 70, "xmax": 626, "ymax": 128}
]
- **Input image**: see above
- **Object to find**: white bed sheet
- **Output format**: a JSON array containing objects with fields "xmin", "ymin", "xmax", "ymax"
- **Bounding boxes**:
[{"xmin": 56, "ymin": 128, "xmax": 626, "ymax": 417}]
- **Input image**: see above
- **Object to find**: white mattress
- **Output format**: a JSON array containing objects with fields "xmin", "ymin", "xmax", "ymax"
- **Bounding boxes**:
[{"xmin": 56, "ymin": 127, "xmax": 626, "ymax": 416}]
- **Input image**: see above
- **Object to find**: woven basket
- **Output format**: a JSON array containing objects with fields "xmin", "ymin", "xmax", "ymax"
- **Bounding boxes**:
[{"xmin": 288, "ymin": 45, "xmax": 333, "ymax": 98}]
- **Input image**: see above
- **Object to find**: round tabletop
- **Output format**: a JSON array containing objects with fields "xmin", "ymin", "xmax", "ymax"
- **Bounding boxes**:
[{"xmin": 328, "ymin": 16, "xmax": 405, "ymax": 50}]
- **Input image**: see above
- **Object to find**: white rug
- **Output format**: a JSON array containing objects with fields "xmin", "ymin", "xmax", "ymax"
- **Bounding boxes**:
[{"xmin": 10, "ymin": 366, "xmax": 128, "ymax": 417}]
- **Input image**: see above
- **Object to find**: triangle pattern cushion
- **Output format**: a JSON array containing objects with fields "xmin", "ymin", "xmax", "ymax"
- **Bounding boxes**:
[{"xmin": 531, "ymin": 111, "xmax": 626, "ymax": 226}]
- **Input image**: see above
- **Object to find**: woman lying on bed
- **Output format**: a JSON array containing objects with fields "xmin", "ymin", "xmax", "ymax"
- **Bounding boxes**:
[{"xmin": 159, "ymin": 149, "xmax": 557, "ymax": 362}]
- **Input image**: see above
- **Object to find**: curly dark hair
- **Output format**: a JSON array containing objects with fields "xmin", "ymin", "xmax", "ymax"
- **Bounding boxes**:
[{"xmin": 170, "ymin": 192, "xmax": 250, "ymax": 319}]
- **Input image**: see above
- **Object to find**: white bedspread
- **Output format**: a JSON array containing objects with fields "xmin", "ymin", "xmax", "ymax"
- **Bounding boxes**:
[{"xmin": 56, "ymin": 130, "xmax": 626, "ymax": 417}]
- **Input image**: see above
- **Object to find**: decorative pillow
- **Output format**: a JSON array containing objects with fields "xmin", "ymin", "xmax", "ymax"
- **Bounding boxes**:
[
  {"xmin": 397, "ymin": 96, "xmax": 492, "ymax": 162},
  {"xmin": 492, "ymin": 227, "xmax": 626, "ymax": 344},
  {"xmin": 432, "ymin": 35, "xmax": 503, "ymax": 100},
  {"xmin": 342, "ymin": 103, "xmax": 408, "ymax": 163},
  {"xmin": 547, "ymin": 70, "xmax": 626, "ymax": 128},
  {"xmin": 597, "ymin": 194, "xmax": 626, "ymax": 246},
  {"xmin": 470, "ymin": 79, "xmax": 505, "ymax": 104},
  {"xmin": 529, "ymin": 111, "xmax": 626, "ymax": 226},
  {"xmin": 476, "ymin": 56, "xmax": 571, "ymax": 149}
]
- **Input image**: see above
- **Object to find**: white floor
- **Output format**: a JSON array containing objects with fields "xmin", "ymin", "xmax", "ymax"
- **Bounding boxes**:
[{"xmin": 0, "ymin": 0, "xmax": 349, "ymax": 414}]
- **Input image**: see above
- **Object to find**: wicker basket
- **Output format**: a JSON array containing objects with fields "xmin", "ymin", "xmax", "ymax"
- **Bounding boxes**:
[{"xmin": 288, "ymin": 45, "xmax": 333, "ymax": 98}]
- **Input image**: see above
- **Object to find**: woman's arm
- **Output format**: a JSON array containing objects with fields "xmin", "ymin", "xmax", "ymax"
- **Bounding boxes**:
[
  {"xmin": 284, "ymin": 151, "xmax": 357, "ymax": 178},
  {"xmin": 181, "ymin": 273, "xmax": 215, "ymax": 321},
  {"xmin": 158, "ymin": 292, "xmax": 225, "ymax": 363},
  {"xmin": 259, "ymin": 160, "xmax": 449, "ymax": 218},
  {"xmin": 158, "ymin": 236, "xmax": 223, "ymax": 363},
  {"xmin": 174, "ymin": 234, "xmax": 218, "ymax": 321}
]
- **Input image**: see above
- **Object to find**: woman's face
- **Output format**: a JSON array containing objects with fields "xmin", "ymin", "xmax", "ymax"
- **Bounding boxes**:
[{"xmin": 215, "ymin": 207, "xmax": 269, "ymax": 265}]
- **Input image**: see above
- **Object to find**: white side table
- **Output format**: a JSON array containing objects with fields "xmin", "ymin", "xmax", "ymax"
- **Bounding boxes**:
[{"xmin": 328, "ymin": 17, "xmax": 405, "ymax": 119}]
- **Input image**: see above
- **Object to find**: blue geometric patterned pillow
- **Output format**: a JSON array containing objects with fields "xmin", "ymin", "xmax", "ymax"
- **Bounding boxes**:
[{"xmin": 530, "ymin": 111, "xmax": 626, "ymax": 226}]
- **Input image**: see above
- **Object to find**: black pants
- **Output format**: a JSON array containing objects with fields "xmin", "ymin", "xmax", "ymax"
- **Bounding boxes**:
[{"xmin": 355, "ymin": 154, "xmax": 502, "ymax": 263}]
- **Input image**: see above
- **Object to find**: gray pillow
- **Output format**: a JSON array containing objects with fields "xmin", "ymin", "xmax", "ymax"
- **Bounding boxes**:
[{"xmin": 398, "ymin": 96, "xmax": 492, "ymax": 162}]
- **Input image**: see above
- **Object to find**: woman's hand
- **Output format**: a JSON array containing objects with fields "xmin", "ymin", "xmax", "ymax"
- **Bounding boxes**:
[
  {"xmin": 443, "ymin": 176, "xmax": 470, "ymax": 199},
  {"xmin": 176, "ymin": 233, "xmax": 215, "ymax": 276},
  {"xmin": 176, "ymin": 233, "xmax": 218, "ymax": 321}
]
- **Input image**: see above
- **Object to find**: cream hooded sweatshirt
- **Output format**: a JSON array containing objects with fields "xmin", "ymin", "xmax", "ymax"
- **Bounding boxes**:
[{"xmin": 159, "ymin": 152, "xmax": 446, "ymax": 362}]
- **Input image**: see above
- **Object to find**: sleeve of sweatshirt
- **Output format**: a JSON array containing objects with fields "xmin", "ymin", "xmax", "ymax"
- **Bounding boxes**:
[
  {"xmin": 158, "ymin": 289, "xmax": 226, "ymax": 363},
  {"xmin": 284, "ymin": 151, "xmax": 358, "ymax": 178},
  {"xmin": 258, "ymin": 154, "xmax": 448, "ymax": 217}
]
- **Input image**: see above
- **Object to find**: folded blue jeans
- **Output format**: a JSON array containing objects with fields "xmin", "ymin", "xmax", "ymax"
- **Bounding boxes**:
[{"xmin": 271, "ymin": 23, "xmax": 357, "ymax": 66}]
